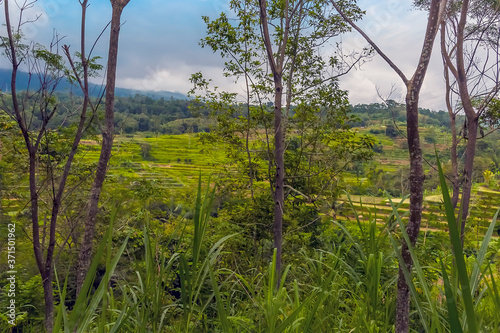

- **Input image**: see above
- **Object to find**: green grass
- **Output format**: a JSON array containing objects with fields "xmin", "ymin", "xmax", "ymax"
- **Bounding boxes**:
[
  {"xmin": 67, "ymin": 132, "xmax": 500, "ymax": 238},
  {"xmin": 336, "ymin": 189, "xmax": 500, "ymax": 239},
  {"xmin": 79, "ymin": 133, "xmax": 230, "ymax": 188}
]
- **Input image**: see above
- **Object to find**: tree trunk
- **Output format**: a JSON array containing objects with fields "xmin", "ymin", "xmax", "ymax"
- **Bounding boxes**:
[
  {"xmin": 259, "ymin": 0, "xmax": 288, "ymax": 281},
  {"xmin": 459, "ymin": 117, "xmax": 478, "ymax": 241},
  {"xmin": 394, "ymin": 3, "xmax": 445, "ymax": 331},
  {"xmin": 30, "ymin": 147, "xmax": 55, "ymax": 333},
  {"xmin": 273, "ymin": 76, "xmax": 284, "ymax": 279},
  {"xmin": 441, "ymin": 22, "xmax": 460, "ymax": 209},
  {"xmin": 4, "ymin": 1, "xmax": 54, "ymax": 330},
  {"xmin": 328, "ymin": 1, "xmax": 446, "ymax": 330},
  {"xmin": 395, "ymin": 94, "xmax": 425, "ymax": 333},
  {"xmin": 42, "ymin": 271, "xmax": 54, "ymax": 333},
  {"xmin": 76, "ymin": 0, "xmax": 129, "ymax": 293},
  {"xmin": 450, "ymin": 114, "xmax": 460, "ymax": 208},
  {"xmin": 452, "ymin": 0, "xmax": 478, "ymax": 244}
]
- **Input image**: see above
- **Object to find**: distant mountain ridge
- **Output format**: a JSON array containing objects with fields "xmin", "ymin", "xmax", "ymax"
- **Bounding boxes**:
[{"xmin": 0, "ymin": 68, "xmax": 188, "ymax": 100}]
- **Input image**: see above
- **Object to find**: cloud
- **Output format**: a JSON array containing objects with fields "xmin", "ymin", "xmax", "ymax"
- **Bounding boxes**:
[
  {"xmin": 116, "ymin": 62, "xmax": 235, "ymax": 95},
  {"xmin": 0, "ymin": 0, "xmax": 447, "ymax": 110}
]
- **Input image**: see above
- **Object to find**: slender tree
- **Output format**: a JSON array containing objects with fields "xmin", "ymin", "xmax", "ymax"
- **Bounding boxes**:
[
  {"xmin": 258, "ymin": 0, "xmax": 287, "ymax": 277},
  {"xmin": 438, "ymin": 0, "xmax": 500, "ymax": 241},
  {"xmin": 258, "ymin": 0, "xmax": 367, "ymax": 278},
  {"xmin": 0, "ymin": 0, "xmax": 103, "ymax": 330},
  {"xmin": 329, "ymin": 1, "xmax": 447, "ymax": 332},
  {"xmin": 76, "ymin": 0, "xmax": 131, "ymax": 292},
  {"xmin": 194, "ymin": 0, "xmax": 367, "ymax": 279}
]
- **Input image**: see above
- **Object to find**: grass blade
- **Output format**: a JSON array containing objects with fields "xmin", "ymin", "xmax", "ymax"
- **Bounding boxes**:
[
  {"xmin": 436, "ymin": 152, "xmax": 477, "ymax": 333},
  {"xmin": 440, "ymin": 259, "xmax": 463, "ymax": 333},
  {"xmin": 209, "ymin": 264, "xmax": 232, "ymax": 333},
  {"xmin": 470, "ymin": 208, "xmax": 500, "ymax": 295}
]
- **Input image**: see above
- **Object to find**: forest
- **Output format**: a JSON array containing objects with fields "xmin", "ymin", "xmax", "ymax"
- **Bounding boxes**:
[{"xmin": 1, "ymin": 0, "xmax": 500, "ymax": 332}]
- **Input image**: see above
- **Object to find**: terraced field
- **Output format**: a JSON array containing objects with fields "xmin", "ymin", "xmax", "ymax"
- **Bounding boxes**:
[
  {"xmin": 80, "ymin": 134, "xmax": 230, "ymax": 188},
  {"xmin": 102, "ymin": 134, "xmax": 499, "ymax": 239},
  {"xmin": 3, "ymin": 132, "xmax": 498, "ymax": 241},
  {"xmin": 336, "ymin": 187, "xmax": 500, "ymax": 238},
  {"xmin": 0, "ymin": 134, "xmax": 229, "ymax": 218}
]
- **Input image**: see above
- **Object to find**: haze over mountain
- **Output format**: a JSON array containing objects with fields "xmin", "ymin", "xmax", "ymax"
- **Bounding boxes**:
[{"xmin": 0, "ymin": 68, "xmax": 187, "ymax": 100}]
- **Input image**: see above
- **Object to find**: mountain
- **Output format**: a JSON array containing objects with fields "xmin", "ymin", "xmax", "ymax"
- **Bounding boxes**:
[
  {"xmin": 0, "ymin": 68, "xmax": 187, "ymax": 100},
  {"xmin": 113, "ymin": 87, "xmax": 187, "ymax": 100}
]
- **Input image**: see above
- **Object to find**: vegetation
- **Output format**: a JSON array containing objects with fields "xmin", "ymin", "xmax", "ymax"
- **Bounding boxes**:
[
  {"xmin": 1, "ymin": 0, "xmax": 500, "ymax": 332},
  {"xmin": 1, "ymin": 109, "xmax": 499, "ymax": 331}
]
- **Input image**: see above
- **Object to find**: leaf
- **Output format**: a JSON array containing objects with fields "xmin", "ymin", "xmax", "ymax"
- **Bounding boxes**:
[{"xmin": 436, "ymin": 151, "xmax": 478, "ymax": 333}]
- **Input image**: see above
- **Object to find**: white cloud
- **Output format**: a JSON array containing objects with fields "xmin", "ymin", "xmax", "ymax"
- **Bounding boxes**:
[
  {"xmin": 0, "ymin": 0, "xmax": 448, "ymax": 110},
  {"xmin": 116, "ymin": 62, "xmax": 236, "ymax": 96}
]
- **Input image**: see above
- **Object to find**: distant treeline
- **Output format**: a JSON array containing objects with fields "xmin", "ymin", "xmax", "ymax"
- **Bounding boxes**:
[
  {"xmin": 110, "ymin": 97, "xmax": 460, "ymax": 134},
  {"xmin": 348, "ymin": 102, "xmax": 459, "ymax": 129},
  {"xmin": 3, "ymin": 91, "xmax": 462, "ymax": 134},
  {"xmin": 4, "ymin": 93, "xmax": 207, "ymax": 134},
  {"xmin": 112, "ymin": 95, "xmax": 208, "ymax": 134}
]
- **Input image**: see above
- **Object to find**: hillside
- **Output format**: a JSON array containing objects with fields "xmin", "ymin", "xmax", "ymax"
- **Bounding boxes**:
[{"xmin": 0, "ymin": 68, "xmax": 187, "ymax": 100}]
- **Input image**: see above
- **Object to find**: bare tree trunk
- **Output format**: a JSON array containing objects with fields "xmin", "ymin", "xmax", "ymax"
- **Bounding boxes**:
[
  {"xmin": 396, "ymin": 3, "xmax": 444, "ymax": 328},
  {"xmin": 441, "ymin": 0, "xmax": 482, "ymax": 242},
  {"xmin": 450, "ymin": 114, "xmax": 460, "ymax": 208},
  {"xmin": 272, "ymin": 77, "xmax": 284, "ymax": 278},
  {"xmin": 243, "ymin": 46, "xmax": 255, "ymax": 200},
  {"xmin": 459, "ymin": 118, "xmax": 478, "ymax": 239},
  {"xmin": 395, "ymin": 95, "xmax": 425, "ymax": 333},
  {"xmin": 76, "ymin": 0, "xmax": 130, "ymax": 293},
  {"xmin": 41, "ymin": 272, "xmax": 54, "ymax": 332},
  {"xmin": 440, "ymin": 0, "xmax": 500, "ymax": 243},
  {"xmin": 4, "ymin": 1, "xmax": 52, "ymax": 330},
  {"xmin": 454, "ymin": 0, "xmax": 475, "ymax": 242}
]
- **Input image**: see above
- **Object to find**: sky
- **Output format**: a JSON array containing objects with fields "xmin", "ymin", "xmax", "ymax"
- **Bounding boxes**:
[{"xmin": 0, "ymin": 0, "xmax": 447, "ymax": 110}]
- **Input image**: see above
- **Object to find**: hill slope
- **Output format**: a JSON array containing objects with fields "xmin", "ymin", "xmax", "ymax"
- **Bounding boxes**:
[{"xmin": 0, "ymin": 68, "xmax": 187, "ymax": 100}]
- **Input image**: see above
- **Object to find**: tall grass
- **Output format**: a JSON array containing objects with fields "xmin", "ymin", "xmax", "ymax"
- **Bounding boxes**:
[
  {"xmin": 53, "ymin": 207, "xmax": 129, "ymax": 333},
  {"xmin": 386, "ymin": 154, "xmax": 500, "ymax": 332},
  {"xmin": 436, "ymin": 155, "xmax": 499, "ymax": 332},
  {"xmin": 334, "ymin": 193, "xmax": 398, "ymax": 332},
  {"xmin": 51, "ymin": 177, "xmax": 232, "ymax": 332},
  {"xmin": 45, "ymin": 169, "xmax": 499, "ymax": 332}
]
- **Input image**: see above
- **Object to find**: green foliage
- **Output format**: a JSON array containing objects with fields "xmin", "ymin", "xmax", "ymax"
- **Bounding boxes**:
[
  {"xmin": 33, "ymin": 47, "xmax": 64, "ymax": 73},
  {"xmin": 383, "ymin": 153, "xmax": 500, "ymax": 332},
  {"xmin": 2, "ymin": 153, "xmax": 500, "ymax": 332},
  {"xmin": 385, "ymin": 123, "xmax": 399, "ymax": 138},
  {"xmin": 480, "ymin": 98, "xmax": 500, "ymax": 128},
  {"xmin": 139, "ymin": 142, "xmax": 152, "ymax": 160},
  {"xmin": 335, "ymin": 194, "xmax": 398, "ymax": 330},
  {"xmin": 52, "ymin": 207, "xmax": 130, "ymax": 332},
  {"xmin": 436, "ymin": 153, "xmax": 478, "ymax": 333},
  {"xmin": 3, "ymin": 0, "xmax": 499, "ymax": 331},
  {"xmin": 190, "ymin": 0, "xmax": 375, "ymax": 209},
  {"xmin": 0, "ymin": 275, "xmax": 44, "ymax": 330},
  {"xmin": 113, "ymin": 95, "xmax": 202, "ymax": 134}
]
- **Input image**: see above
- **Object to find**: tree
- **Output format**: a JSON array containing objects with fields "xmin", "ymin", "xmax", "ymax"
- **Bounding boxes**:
[
  {"xmin": 193, "ymin": 0, "xmax": 369, "ymax": 278},
  {"xmin": 329, "ymin": 1, "xmax": 448, "ymax": 332},
  {"xmin": 258, "ymin": 0, "xmax": 286, "ymax": 278},
  {"xmin": 0, "ymin": 0, "xmax": 102, "ymax": 330},
  {"xmin": 76, "ymin": 0, "xmax": 131, "ymax": 294},
  {"xmin": 1, "ymin": 0, "xmax": 130, "ymax": 329},
  {"xmin": 437, "ymin": 0, "xmax": 500, "ymax": 241}
]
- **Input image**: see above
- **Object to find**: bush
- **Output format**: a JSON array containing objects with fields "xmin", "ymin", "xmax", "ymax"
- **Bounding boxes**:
[
  {"xmin": 369, "ymin": 128, "xmax": 385, "ymax": 135},
  {"xmin": 385, "ymin": 123, "xmax": 399, "ymax": 138},
  {"xmin": 140, "ymin": 142, "xmax": 152, "ymax": 160},
  {"xmin": 424, "ymin": 135, "xmax": 436, "ymax": 144}
]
